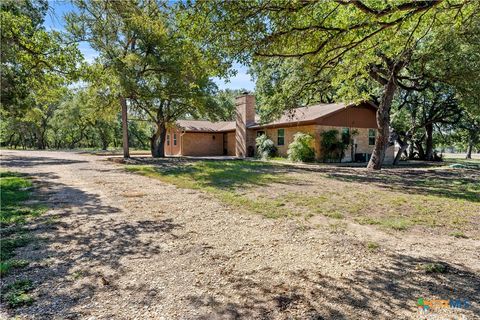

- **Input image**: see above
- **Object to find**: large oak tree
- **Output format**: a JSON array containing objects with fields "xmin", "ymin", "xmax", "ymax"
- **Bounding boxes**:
[
  {"xmin": 67, "ymin": 0, "xmax": 229, "ymax": 158},
  {"xmin": 186, "ymin": 0, "xmax": 479, "ymax": 169}
]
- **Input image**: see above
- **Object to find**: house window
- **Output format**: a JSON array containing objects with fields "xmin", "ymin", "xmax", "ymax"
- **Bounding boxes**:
[
  {"xmin": 368, "ymin": 129, "xmax": 376, "ymax": 145},
  {"xmin": 173, "ymin": 133, "xmax": 177, "ymax": 146},
  {"xmin": 166, "ymin": 134, "xmax": 170, "ymax": 146},
  {"xmin": 341, "ymin": 128, "xmax": 350, "ymax": 145},
  {"xmin": 277, "ymin": 129, "xmax": 285, "ymax": 146}
]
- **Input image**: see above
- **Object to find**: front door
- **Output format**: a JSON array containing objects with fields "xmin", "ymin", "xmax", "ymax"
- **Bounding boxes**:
[{"xmin": 223, "ymin": 133, "xmax": 228, "ymax": 155}]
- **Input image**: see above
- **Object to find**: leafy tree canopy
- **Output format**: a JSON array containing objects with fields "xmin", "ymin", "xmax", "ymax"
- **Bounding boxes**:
[
  {"xmin": 66, "ymin": 0, "xmax": 234, "ymax": 157},
  {"xmin": 186, "ymin": 0, "xmax": 477, "ymax": 103},
  {"xmin": 185, "ymin": 0, "xmax": 479, "ymax": 169},
  {"xmin": 1, "ymin": 0, "xmax": 82, "ymax": 116}
]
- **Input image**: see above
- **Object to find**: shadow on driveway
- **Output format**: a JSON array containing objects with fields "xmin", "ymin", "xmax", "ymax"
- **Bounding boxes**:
[
  {"xmin": 0, "ymin": 167, "xmax": 182, "ymax": 319},
  {"xmin": 0, "ymin": 154, "xmax": 88, "ymax": 168},
  {"xmin": 187, "ymin": 253, "xmax": 479, "ymax": 319}
]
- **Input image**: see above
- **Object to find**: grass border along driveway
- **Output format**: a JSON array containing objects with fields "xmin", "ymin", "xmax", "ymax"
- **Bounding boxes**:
[{"xmin": 1, "ymin": 171, "xmax": 47, "ymax": 308}]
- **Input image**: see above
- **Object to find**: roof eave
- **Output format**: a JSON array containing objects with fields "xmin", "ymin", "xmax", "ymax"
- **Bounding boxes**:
[
  {"xmin": 248, "ymin": 120, "xmax": 317, "ymax": 129},
  {"xmin": 181, "ymin": 129, "xmax": 235, "ymax": 133}
]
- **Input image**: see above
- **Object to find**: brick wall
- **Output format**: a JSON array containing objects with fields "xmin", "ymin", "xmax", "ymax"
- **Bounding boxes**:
[
  {"xmin": 254, "ymin": 125, "xmax": 394, "ymax": 163},
  {"xmin": 256, "ymin": 125, "xmax": 318, "ymax": 158},
  {"xmin": 181, "ymin": 132, "xmax": 224, "ymax": 156},
  {"xmin": 349, "ymin": 127, "xmax": 395, "ymax": 164},
  {"xmin": 226, "ymin": 132, "xmax": 236, "ymax": 156},
  {"xmin": 316, "ymin": 126, "xmax": 396, "ymax": 163}
]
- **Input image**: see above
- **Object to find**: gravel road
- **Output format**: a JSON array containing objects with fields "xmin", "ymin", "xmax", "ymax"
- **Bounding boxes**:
[{"xmin": 0, "ymin": 150, "xmax": 478, "ymax": 320}]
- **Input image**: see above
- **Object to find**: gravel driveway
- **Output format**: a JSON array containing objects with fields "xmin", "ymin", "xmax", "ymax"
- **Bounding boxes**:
[{"xmin": 1, "ymin": 150, "xmax": 479, "ymax": 320}]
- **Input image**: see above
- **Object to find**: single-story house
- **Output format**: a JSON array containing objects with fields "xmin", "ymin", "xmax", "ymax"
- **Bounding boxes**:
[{"xmin": 164, "ymin": 94, "xmax": 395, "ymax": 163}]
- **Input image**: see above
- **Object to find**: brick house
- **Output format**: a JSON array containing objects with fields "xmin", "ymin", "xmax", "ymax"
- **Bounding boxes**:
[{"xmin": 164, "ymin": 93, "xmax": 395, "ymax": 163}]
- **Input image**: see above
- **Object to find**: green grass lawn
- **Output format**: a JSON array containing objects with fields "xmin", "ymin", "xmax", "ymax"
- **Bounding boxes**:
[
  {"xmin": 125, "ymin": 159, "xmax": 479, "ymax": 237},
  {"xmin": 1, "ymin": 172, "xmax": 46, "ymax": 225},
  {"xmin": 1, "ymin": 171, "xmax": 46, "ymax": 307},
  {"xmin": 443, "ymin": 157, "xmax": 480, "ymax": 169},
  {"xmin": 126, "ymin": 160, "xmax": 297, "ymax": 218},
  {"xmin": 127, "ymin": 160, "xmax": 288, "ymax": 189}
]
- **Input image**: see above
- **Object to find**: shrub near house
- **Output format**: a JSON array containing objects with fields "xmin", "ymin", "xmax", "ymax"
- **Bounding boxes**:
[
  {"xmin": 288, "ymin": 133, "xmax": 315, "ymax": 162},
  {"xmin": 256, "ymin": 135, "xmax": 277, "ymax": 160},
  {"xmin": 320, "ymin": 129, "xmax": 351, "ymax": 162}
]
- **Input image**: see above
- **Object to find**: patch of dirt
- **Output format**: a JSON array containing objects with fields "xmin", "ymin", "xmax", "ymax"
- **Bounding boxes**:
[{"xmin": 0, "ymin": 150, "xmax": 478, "ymax": 320}]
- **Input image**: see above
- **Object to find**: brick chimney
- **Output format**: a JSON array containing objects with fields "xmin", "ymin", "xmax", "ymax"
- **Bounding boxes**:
[{"xmin": 235, "ymin": 93, "xmax": 256, "ymax": 157}]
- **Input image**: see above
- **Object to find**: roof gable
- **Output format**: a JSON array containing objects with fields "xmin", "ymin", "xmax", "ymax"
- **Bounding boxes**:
[
  {"xmin": 249, "ymin": 101, "xmax": 376, "ymax": 128},
  {"xmin": 250, "ymin": 102, "xmax": 347, "ymax": 128}
]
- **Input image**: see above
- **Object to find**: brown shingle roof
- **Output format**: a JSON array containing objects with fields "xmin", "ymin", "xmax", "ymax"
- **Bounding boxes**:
[
  {"xmin": 175, "ymin": 102, "xmax": 374, "ymax": 132},
  {"xmin": 249, "ymin": 102, "xmax": 349, "ymax": 128},
  {"xmin": 176, "ymin": 120, "xmax": 235, "ymax": 132}
]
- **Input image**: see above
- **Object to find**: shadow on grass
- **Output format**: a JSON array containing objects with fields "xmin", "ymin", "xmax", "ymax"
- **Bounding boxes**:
[
  {"xmin": 187, "ymin": 254, "xmax": 480, "ymax": 319},
  {"xmin": 126, "ymin": 157, "xmax": 479, "ymax": 202},
  {"xmin": 125, "ymin": 158, "xmax": 300, "ymax": 190},
  {"xmin": 294, "ymin": 166, "xmax": 480, "ymax": 203}
]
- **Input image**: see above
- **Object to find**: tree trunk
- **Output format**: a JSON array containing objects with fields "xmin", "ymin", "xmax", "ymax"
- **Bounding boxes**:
[
  {"xmin": 408, "ymin": 143, "xmax": 415, "ymax": 159},
  {"xmin": 425, "ymin": 123, "xmax": 434, "ymax": 161},
  {"xmin": 36, "ymin": 128, "xmax": 46, "ymax": 150},
  {"xmin": 415, "ymin": 140, "xmax": 425, "ymax": 160},
  {"xmin": 367, "ymin": 78, "xmax": 396, "ymax": 170},
  {"xmin": 393, "ymin": 141, "xmax": 408, "ymax": 165},
  {"xmin": 36, "ymin": 138, "xmax": 45, "ymax": 150},
  {"xmin": 120, "ymin": 96, "xmax": 130, "ymax": 159},
  {"xmin": 466, "ymin": 139, "xmax": 473, "ymax": 159},
  {"xmin": 101, "ymin": 137, "xmax": 109, "ymax": 151},
  {"xmin": 150, "ymin": 123, "xmax": 166, "ymax": 158},
  {"xmin": 350, "ymin": 139, "xmax": 355, "ymax": 163},
  {"xmin": 5, "ymin": 132, "xmax": 15, "ymax": 147}
]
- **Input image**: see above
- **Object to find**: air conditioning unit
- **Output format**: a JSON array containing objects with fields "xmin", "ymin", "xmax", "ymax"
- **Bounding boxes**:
[{"xmin": 354, "ymin": 153, "xmax": 371, "ymax": 162}]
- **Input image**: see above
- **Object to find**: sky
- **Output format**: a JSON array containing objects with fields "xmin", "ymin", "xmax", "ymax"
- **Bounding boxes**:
[{"xmin": 43, "ymin": 0, "xmax": 255, "ymax": 91}]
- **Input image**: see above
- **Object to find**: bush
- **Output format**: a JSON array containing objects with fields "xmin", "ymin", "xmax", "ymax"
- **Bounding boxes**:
[
  {"xmin": 320, "ymin": 130, "xmax": 349, "ymax": 162},
  {"xmin": 255, "ymin": 134, "xmax": 277, "ymax": 160},
  {"xmin": 421, "ymin": 263, "xmax": 448, "ymax": 274},
  {"xmin": 287, "ymin": 132, "xmax": 315, "ymax": 162}
]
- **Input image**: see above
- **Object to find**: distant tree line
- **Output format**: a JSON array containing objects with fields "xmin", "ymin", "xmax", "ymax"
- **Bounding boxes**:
[{"xmin": 0, "ymin": 84, "xmax": 240, "ymax": 151}]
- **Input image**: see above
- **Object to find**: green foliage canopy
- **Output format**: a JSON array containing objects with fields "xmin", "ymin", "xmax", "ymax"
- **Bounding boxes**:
[
  {"xmin": 67, "ymin": 0, "xmax": 233, "ymax": 156},
  {"xmin": 187, "ymin": 0, "xmax": 478, "ymax": 110},
  {"xmin": 1, "ymin": 0, "xmax": 82, "ymax": 116}
]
